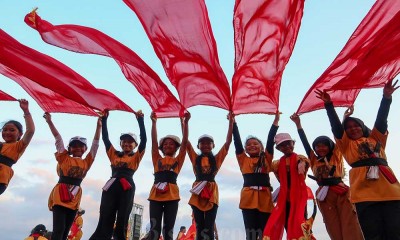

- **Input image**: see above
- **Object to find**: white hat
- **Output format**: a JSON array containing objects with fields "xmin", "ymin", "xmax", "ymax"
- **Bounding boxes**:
[
  {"xmin": 69, "ymin": 136, "xmax": 87, "ymax": 146},
  {"xmin": 159, "ymin": 135, "xmax": 181, "ymax": 149},
  {"xmin": 274, "ymin": 133, "xmax": 294, "ymax": 146},
  {"xmin": 198, "ymin": 134, "xmax": 214, "ymax": 143},
  {"xmin": 120, "ymin": 132, "xmax": 138, "ymax": 143}
]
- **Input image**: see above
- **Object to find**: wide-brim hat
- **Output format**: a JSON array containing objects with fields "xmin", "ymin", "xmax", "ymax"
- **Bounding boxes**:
[
  {"xmin": 120, "ymin": 132, "xmax": 138, "ymax": 144},
  {"xmin": 68, "ymin": 136, "xmax": 87, "ymax": 146},
  {"xmin": 159, "ymin": 135, "xmax": 181, "ymax": 150},
  {"xmin": 274, "ymin": 133, "xmax": 294, "ymax": 146}
]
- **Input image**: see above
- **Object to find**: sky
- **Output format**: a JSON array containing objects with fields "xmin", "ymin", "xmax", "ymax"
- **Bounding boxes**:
[{"xmin": 2, "ymin": 0, "xmax": 398, "ymax": 239}]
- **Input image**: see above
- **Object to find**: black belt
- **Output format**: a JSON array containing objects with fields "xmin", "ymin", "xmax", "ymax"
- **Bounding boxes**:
[
  {"xmin": 350, "ymin": 158, "xmax": 388, "ymax": 168},
  {"xmin": 308, "ymin": 175, "xmax": 342, "ymax": 186},
  {"xmin": 195, "ymin": 174, "xmax": 215, "ymax": 182},
  {"xmin": 0, "ymin": 155, "xmax": 15, "ymax": 167},
  {"xmin": 111, "ymin": 167, "xmax": 135, "ymax": 179},
  {"xmin": 58, "ymin": 176, "xmax": 83, "ymax": 186},
  {"xmin": 154, "ymin": 171, "xmax": 178, "ymax": 184},
  {"xmin": 242, "ymin": 173, "xmax": 271, "ymax": 187}
]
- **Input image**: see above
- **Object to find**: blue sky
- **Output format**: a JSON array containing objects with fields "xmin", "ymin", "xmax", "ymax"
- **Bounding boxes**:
[{"xmin": 2, "ymin": 0, "xmax": 398, "ymax": 239}]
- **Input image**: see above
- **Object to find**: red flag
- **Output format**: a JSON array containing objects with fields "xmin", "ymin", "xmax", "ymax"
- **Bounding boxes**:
[
  {"xmin": 232, "ymin": 0, "xmax": 305, "ymax": 114},
  {"xmin": 25, "ymin": 10, "xmax": 185, "ymax": 118},
  {"xmin": 123, "ymin": 0, "xmax": 231, "ymax": 110},
  {"xmin": 297, "ymin": 0, "xmax": 400, "ymax": 114},
  {"xmin": 0, "ymin": 29, "xmax": 133, "ymax": 114},
  {"xmin": 0, "ymin": 65, "xmax": 97, "ymax": 116},
  {"xmin": 0, "ymin": 89, "xmax": 16, "ymax": 101}
]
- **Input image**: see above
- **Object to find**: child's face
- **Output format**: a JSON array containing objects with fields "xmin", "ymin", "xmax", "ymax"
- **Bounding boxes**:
[
  {"xmin": 120, "ymin": 138, "xmax": 137, "ymax": 153},
  {"xmin": 314, "ymin": 143, "xmax": 330, "ymax": 157},
  {"xmin": 161, "ymin": 138, "xmax": 178, "ymax": 156},
  {"xmin": 245, "ymin": 139, "xmax": 262, "ymax": 157},
  {"xmin": 276, "ymin": 140, "xmax": 294, "ymax": 156},
  {"xmin": 344, "ymin": 120, "xmax": 363, "ymax": 140},
  {"xmin": 198, "ymin": 139, "xmax": 214, "ymax": 154},
  {"xmin": 1, "ymin": 123, "xmax": 22, "ymax": 143},
  {"xmin": 69, "ymin": 142, "xmax": 87, "ymax": 158}
]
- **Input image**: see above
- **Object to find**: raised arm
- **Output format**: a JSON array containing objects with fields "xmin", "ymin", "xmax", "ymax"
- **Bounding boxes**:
[
  {"xmin": 232, "ymin": 120, "xmax": 244, "ymax": 155},
  {"xmin": 43, "ymin": 112, "xmax": 64, "ymax": 153},
  {"xmin": 375, "ymin": 79, "xmax": 398, "ymax": 134},
  {"xmin": 150, "ymin": 111, "xmax": 158, "ymax": 157},
  {"xmin": 176, "ymin": 112, "xmax": 190, "ymax": 159},
  {"xmin": 266, "ymin": 111, "xmax": 280, "ymax": 155},
  {"xmin": 136, "ymin": 110, "xmax": 146, "ymax": 153},
  {"xmin": 290, "ymin": 113, "xmax": 312, "ymax": 158},
  {"xmin": 223, "ymin": 112, "xmax": 234, "ymax": 151},
  {"xmin": 315, "ymin": 89, "xmax": 344, "ymax": 139},
  {"xmin": 101, "ymin": 110, "xmax": 112, "ymax": 151},
  {"xmin": 19, "ymin": 99, "xmax": 35, "ymax": 146},
  {"xmin": 89, "ymin": 117, "xmax": 102, "ymax": 158}
]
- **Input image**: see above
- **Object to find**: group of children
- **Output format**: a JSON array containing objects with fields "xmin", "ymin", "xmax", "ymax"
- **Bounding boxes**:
[{"xmin": 1, "ymin": 80, "xmax": 400, "ymax": 240}]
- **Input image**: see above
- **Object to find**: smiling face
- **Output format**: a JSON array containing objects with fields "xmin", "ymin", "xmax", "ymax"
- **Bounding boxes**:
[
  {"xmin": 344, "ymin": 119, "xmax": 364, "ymax": 140},
  {"xmin": 1, "ymin": 122, "xmax": 22, "ymax": 143},
  {"xmin": 69, "ymin": 141, "xmax": 87, "ymax": 158},
  {"xmin": 276, "ymin": 140, "xmax": 295, "ymax": 156},
  {"xmin": 161, "ymin": 138, "xmax": 179, "ymax": 156},
  {"xmin": 314, "ymin": 143, "xmax": 330, "ymax": 157},
  {"xmin": 120, "ymin": 137, "xmax": 137, "ymax": 154},
  {"xmin": 245, "ymin": 138, "xmax": 263, "ymax": 157},
  {"xmin": 198, "ymin": 138, "xmax": 214, "ymax": 154}
]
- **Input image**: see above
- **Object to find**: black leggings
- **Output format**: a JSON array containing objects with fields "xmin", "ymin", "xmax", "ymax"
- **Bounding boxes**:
[
  {"xmin": 52, "ymin": 205, "xmax": 77, "ymax": 240},
  {"xmin": 242, "ymin": 209, "xmax": 270, "ymax": 240},
  {"xmin": 356, "ymin": 200, "xmax": 400, "ymax": 240},
  {"xmin": 90, "ymin": 178, "xmax": 135, "ymax": 240},
  {"xmin": 149, "ymin": 200, "xmax": 179, "ymax": 240},
  {"xmin": 191, "ymin": 205, "xmax": 218, "ymax": 240},
  {"xmin": 0, "ymin": 183, "xmax": 6, "ymax": 195}
]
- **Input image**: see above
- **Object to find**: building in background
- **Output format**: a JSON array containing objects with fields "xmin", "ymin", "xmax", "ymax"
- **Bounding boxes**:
[{"xmin": 127, "ymin": 203, "xmax": 144, "ymax": 240}]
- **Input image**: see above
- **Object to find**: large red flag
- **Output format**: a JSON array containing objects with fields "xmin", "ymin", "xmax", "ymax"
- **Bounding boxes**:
[
  {"xmin": 0, "ymin": 66, "xmax": 97, "ymax": 116},
  {"xmin": 0, "ymin": 29, "xmax": 133, "ymax": 114},
  {"xmin": 232, "ymin": 0, "xmax": 305, "ymax": 114},
  {"xmin": 123, "ymin": 0, "xmax": 231, "ymax": 110},
  {"xmin": 297, "ymin": 0, "xmax": 400, "ymax": 114},
  {"xmin": 24, "ymin": 10, "xmax": 185, "ymax": 118},
  {"xmin": 0, "ymin": 89, "xmax": 16, "ymax": 101}
]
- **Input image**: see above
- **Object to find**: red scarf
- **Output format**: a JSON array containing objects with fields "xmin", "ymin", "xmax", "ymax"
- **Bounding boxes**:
[{"xmin": 264, "ymin": 153, "xmax": 308, "ymax": 240}]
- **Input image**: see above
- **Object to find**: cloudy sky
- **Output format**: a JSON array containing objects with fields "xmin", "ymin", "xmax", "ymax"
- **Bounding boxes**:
[{"xmin": 2, "ymin": 0, "xmax": 398, "ymax": 239}]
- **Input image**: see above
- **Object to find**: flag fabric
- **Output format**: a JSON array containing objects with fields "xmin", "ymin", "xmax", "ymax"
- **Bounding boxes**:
[
  {"xmin": 297, "ymin": 0, "xmax": 400, "ymax": 114},
  {"xmin": 0, "ymin": 29, "xmax": 133, "ymax": 114},
  {"xmin": 0, "ymin": 65, "xmax": 97, "ymax": 116},
  {"xmin": 123, "ymin": 0, "xmax": 231, "ymax": 110},
  {"xmin": 0, "ymin": 89, "xmax": 16, "ymax": 101},
  {"xmin": 232, "ymin": 0, "xmax": 305, "ymax": 114},
  {"xmin": 25, "ymin": 10, "xmax": 185, "ymax": 118}
]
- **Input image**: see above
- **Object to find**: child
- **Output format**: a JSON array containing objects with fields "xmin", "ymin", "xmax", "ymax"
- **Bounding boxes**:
[
  {"xmin": 263, "ymin": 132, "xmax": 311, "ymax": 240},
  {"xmin": 316, "ymin": 79, "xmax": 400, "ymax": 239},
  {"xmin": 232, "ymin": 112, "xmax": 279, "ymax": 240},
  {"xmin": 148, "ymin": 111, "xmax": 190, "ymax": 240},
  {"xmin": 187, "ymin": 112, "xmax": 234, "ymax": 240},
  {"xmin": 44, "ymin": 112, "xmax": 101, "ymax": 240},
  {"xmin": 68, "ymin": 208, "xmax": 85, "ymax": 240},
  {"xmin": 290, "ymin": 113, "xmax": 363, "ymax": 240},
  {"xmin": 90, "ymin": 110, "xmax": 146, "ymax": 240},
  {"xmin": 25, "ymin": 224, "xmax": 48, "ymax": 240},
  {"xmin": 0, "ymin": 99, "xmax": 35, "ymax": 195}
]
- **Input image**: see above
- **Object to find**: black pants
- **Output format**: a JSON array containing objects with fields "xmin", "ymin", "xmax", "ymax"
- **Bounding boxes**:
[
  {"xmin": 90, "ymin": 178, "xmax": 135, "ymax": 240},
  {"xmin": 355, "ymin": 200, "xmax": 400, "ymax": 240},
  {"xmin": 242, "ymin": 209, "xmax": 270, "ymax": 240},
  {"xmin": 0, "ymin": 183, "xmax": 6, "ymax": 195},
  {"xmin": 149, "ymin": 200, "xmax": 179, "ymax": 240},
  {"xmin": 52, "ymin": 205, "xmax": 77, "ymax": 240},
  {"xmin": 191, "ymin": 205, "xmax": 218, "ymax": 240}
]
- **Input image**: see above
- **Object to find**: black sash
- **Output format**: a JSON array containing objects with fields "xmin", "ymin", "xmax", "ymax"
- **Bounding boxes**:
[
  {"xmin": 350, "ymin": 158, "xmax": 388, "ymax": 168},
  {"xmin": 154, "ymin": 171, "xmax": 178, "ymax": 184},
  {"xmin": 111, "ymin": 167, "xmax": 135, "ymax": 179},
  {"xmin": 0, "ymin": 154, "xmax": 15, "ymax": 167},
  {"xmin": 242, "ymin": 173, "xmax": 271, "ymax": 187},
  {"xmin": 58, "ymin": 176, "xmax": 83, "ymax": 186},
  {"xmin": 195, "ymin": 174, "xmax": 215, "ymax": 182}
]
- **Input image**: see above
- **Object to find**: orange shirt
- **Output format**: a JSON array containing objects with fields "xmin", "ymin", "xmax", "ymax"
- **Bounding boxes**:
[
  {"xmin": 237, "ymin": 152, "xmax": 273, "ymax": 213},
  {"xmin": 335, "ymin": 128, "xmax": 400, "ymax": 203},
  {"xmin": 48, "ymin": 150, "xmax": 95, "ymax": 210},
  {"xmin": 148, "ymin": 150, "xmax": 185, "ymax": 201},
  {"xmin": 309, "ymin": 146, "xmax": 344, "ymax": 180},
  {"xmin": 107, "ymin": 145, "xmax": 144, "ymax": 171},
  {"xmin": 0, "ymin": 140, "xmax": 28, "ymax": 185},
  {"xmin": 187, "ymin": 143, "xmax": 228, "ymax": 211}
]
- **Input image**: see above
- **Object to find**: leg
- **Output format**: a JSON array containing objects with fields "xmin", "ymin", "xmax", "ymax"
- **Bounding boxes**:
[
  {"xmin": 317, "ymin": 191, "xmax": 342, "ymax": 240},
  {"xmin": 191, "ymin": 205, "xmax": 205, "ymax": 240},
  {"xmin": 52, "ymin": 205, "xmax": 67, "ymax": 240},
  {"xmin": 337, "ymin": 192, "xmax": 363, "ymax": 240},
  {"xmin": 242, "ymin": 209, "xmax": 258, "ymax": 240},
  {"xmin": 150, "ymin": 200, "xmax": 164, "ymax": 240},
  {"xmin": 382, "ymin": 200, "xmax": 400, "ymax": 240},
  {"xmin": 114, "ymin": 183, "xmax": 135, "ymax": 240},
  {"xmin": 162, "ymin": 200, "xmax": 179, "ymax": 240},
  {"xmin": 203, "ymin": 205, "xmax": 218, "ymax": 240},
  {"xmin": 63, "ymin": 208, "xmax": 78, "ymax": 240},
  {"xmin": 0, "ymin": 183, "xmax": 7, "ymax": 195},
  {"xmin": 90, "ymin": 183, "xmax": 119, "ymax": 239},
  {"xmin": 355, "ymin": 202, "xmax": 383, "ymax": 240},
  {"xmin": 256, "ymin": 211, "xmax": 270, "ymax": 240}
]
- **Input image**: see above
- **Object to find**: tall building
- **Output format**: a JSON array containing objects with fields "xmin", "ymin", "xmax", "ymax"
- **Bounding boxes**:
[{"xmin": 127, "ymin": 203, "xmax": 144, "ymax": 240}]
